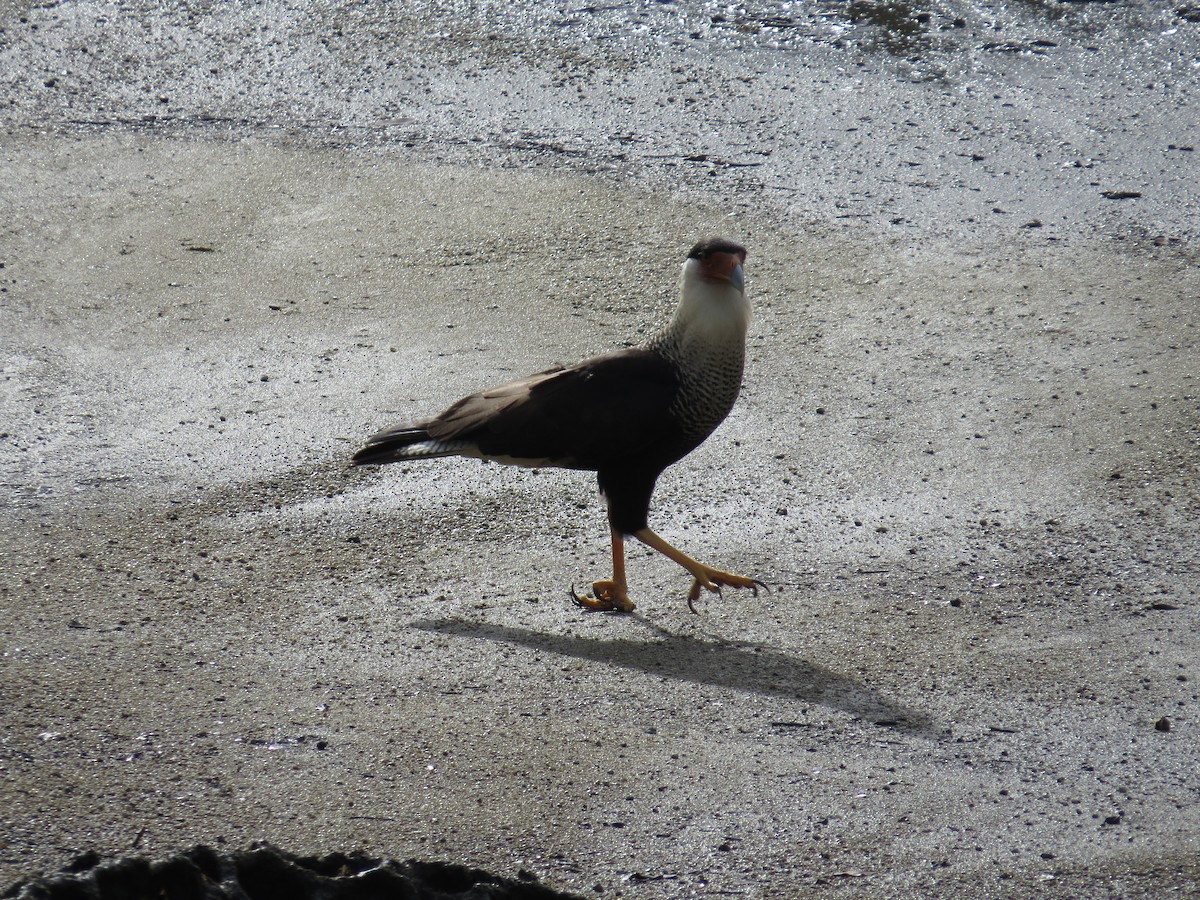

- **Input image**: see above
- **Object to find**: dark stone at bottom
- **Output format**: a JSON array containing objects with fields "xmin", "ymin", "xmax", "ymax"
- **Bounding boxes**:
[{"xmin": 2, "ymin": 844, "xmax": 582, "ymax": 900}]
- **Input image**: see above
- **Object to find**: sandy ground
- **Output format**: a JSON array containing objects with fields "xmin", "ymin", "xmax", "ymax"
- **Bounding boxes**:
[{"xmin": 3, "ymin": 2, "xmax": 1200, "ymax": 898}]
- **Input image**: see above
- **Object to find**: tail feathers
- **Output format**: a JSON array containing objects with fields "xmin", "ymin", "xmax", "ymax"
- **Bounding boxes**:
[{"xmin": 351, "ymin": 426, "xmax": 477, "ymax": 466}]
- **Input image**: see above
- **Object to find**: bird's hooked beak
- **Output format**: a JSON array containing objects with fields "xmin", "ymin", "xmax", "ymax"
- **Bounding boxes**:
[
  {"xmin": 729, "ymin": 262, "xmax": 745, "ymax": 292},
  {"xmin": 699, "ymin": 249, "xmax": 747, "ymax": 292}
]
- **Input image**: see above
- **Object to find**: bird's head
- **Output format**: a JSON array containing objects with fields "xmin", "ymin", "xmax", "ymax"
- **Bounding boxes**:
[
  {"xmin": 686, "ymin": 238, "xmax": 747, "ymax": 293},
  {"xmin": 673, "ymin": 238, "xmax": 751, "ymax": 345}
]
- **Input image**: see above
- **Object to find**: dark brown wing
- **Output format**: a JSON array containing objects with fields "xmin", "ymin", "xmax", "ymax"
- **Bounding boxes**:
[{"xmin": 427, "ymin": 348, "xmax": 681, "ymax": 471}]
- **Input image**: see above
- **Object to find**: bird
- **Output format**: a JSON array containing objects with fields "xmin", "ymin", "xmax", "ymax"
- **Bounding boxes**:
[{"xmin": 351, "ymin": 237, "xmax": 764, "ymax": 613}]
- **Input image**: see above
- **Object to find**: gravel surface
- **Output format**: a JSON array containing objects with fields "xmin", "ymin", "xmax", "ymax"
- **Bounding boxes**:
[{"xmin": 2, "ymin": 2, "xmax": 1199, "ymax": 897}]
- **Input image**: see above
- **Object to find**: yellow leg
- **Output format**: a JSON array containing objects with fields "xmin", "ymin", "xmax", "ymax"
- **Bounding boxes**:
[
  {"xmin": 570, "ymin": 527, "xmax": 636, "ymax": 613},
  {"xmin": 634, "ymin": 527, "xmax": 766, "ymax": 613}
]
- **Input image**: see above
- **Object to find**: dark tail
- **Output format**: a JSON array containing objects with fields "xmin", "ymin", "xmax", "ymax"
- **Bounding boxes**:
[{"xmin": 350, "ymin": 426, "xmax": 432, "ymax": 466}]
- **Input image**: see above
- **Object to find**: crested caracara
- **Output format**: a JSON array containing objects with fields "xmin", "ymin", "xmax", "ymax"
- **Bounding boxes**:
[{"xmin": 351, "ymin": 237, "xmax": 763, "ymax": 612}]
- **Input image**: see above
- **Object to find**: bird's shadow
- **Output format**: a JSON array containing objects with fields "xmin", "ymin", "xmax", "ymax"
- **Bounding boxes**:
[{"xmin": 410, "ymin": 615, "xmax": 937, "ymax": 737}]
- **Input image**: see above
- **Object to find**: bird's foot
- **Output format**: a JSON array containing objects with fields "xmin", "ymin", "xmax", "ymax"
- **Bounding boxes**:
[
  {"xmin": 686, "ymin": 568, "xmax": 768, "ymax": 614},
  {"xmin": 569, "ymin": 580, "xmax": 636, "ymax": 613}
]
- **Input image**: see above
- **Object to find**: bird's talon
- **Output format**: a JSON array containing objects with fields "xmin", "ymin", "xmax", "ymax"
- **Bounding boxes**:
[
  {"xmin": 569, "ymin": 580, "xmax": 635, "ymax": 613},
  {"xmin": 680, "ymin": 567, "xmax": 765, "ymax": 610}
]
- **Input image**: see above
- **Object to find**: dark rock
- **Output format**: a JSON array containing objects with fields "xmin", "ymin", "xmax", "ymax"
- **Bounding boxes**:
[{"xmin": 2, "ymin": 844, "xmax": 582, "ymax": 900}]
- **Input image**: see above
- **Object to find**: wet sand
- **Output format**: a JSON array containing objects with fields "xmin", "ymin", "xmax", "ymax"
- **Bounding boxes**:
[{"xmin": 2, "ymin": 2, "xmax": 1199, "ymax": 897}]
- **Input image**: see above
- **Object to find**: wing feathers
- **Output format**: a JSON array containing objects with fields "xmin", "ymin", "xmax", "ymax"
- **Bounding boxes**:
[
  {"xmin": 353, "ymin": 350, "xmax": 681, "ymax": 471},
  {"xmin": 427, "ymin": 366, "xmax": 565, "ymax": 441}
]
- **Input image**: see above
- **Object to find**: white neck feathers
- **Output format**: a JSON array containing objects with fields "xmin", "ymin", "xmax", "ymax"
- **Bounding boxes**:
[{"xmin": 669, "ymin": 258, "xmax": 752, "ymax": 350}]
